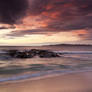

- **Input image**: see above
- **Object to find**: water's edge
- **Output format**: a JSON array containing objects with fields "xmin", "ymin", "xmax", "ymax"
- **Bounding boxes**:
[{"xmin": 0, "ymin": 69, "xmax": 92, "ymax": 83}]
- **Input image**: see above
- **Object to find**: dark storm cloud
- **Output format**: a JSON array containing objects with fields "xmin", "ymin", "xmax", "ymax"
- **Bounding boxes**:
[
  {"xmin": 46, "ymin": 0, "xmax": 92, "ymax": 31},
  {"xmin": 0, "ymin": 0, "xmax": 28, "ymax": 24},
  {"xmin": 28, "ymin": 0, "xmax": 49, "ymax": 15},
  {"xmin": 74, "ymin": 0, "xmax": 92, "ymax": 14},
  {"xmin": 47, "ymin": 16, "xmax": 92, "ymax": 31},
  {"xmin": 4, "ymin": 0, "xmax": 92, "ymax": 41},
  {"xmin": 7, "ymin": 29, "xmax": 57, "ymax": 37},
  {"xmin": 0, "ymin": 27, "xmax": 9, "ymax": 29},
  {"xmin": 0, "ymin": 25, "xmax": 15, "ymax": 29},
  {"xmin": 27, "ymin": 0, "xmax": 92, "ymax": 30}
]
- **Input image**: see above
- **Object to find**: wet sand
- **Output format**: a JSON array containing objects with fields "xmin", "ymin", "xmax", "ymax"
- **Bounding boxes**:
[{"xmin": 0, "ymin": 71, "xmax": 92, "ymax": 92}]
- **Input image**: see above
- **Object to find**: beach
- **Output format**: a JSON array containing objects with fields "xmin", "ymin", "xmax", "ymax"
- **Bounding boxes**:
[
  {"xmin": 0, "ymin": 71, "xmax": 92, "ymax": 92},
  {"xmin": 0, "ymin": 0, "xmax": 92, "ymax": 91},
  {"xmin": 0, "ymin": 46, "xmax": 92, "ymax": 92}
]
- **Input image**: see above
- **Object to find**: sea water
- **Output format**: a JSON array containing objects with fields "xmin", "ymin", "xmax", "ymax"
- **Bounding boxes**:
[{"xmin": 0, "ymin": 45, "xmax": 92, "ymax": 82}]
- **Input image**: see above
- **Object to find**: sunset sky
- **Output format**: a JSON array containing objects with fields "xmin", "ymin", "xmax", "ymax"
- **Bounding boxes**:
[{"xmin": 0, "ymin": 0, "xmax": 92, "ymax": 46}]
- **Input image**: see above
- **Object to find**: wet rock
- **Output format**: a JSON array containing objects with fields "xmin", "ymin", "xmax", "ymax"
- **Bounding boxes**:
[
  {"xmin": 38, "ymin": 50, "xmax": 60, "ymax": 58},
  {"xmin": 5, "ymin": 49, "xmax": 60, "ymax": 58},
  {"xmin": 6, "ymin": 50, "xmax": 19, "ymax": 57},
  {"xmin": 28, "ymin": 49, "xmax": 39, "ymax": 55},
  {"xmin": 15, "ymin": 51, "xmax": 35, "ymax": 58}
]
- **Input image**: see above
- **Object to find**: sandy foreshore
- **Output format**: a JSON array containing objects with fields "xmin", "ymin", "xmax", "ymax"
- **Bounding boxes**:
[{"xmin": 0, "ymin": 71, "xmax": 92, "ymax": 92}]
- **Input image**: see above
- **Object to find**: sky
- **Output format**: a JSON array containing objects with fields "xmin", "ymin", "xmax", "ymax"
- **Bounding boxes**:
[{"xmin": 0, "ymin": 0, "xmax": 92, "ymax": 46}]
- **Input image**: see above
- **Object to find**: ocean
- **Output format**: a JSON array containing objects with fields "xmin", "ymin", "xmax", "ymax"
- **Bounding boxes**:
[{"xmin": 0, "ymin": 45, "xmax": 92, "ymax": 82}]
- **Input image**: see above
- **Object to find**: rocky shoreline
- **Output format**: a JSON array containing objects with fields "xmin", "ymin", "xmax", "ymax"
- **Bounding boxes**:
[{"xmin": 5, "ymin": 49, "xmax": 60, "ymax": 58}]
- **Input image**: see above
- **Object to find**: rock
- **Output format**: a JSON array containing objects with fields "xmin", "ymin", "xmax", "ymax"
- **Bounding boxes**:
[
  {"xmin": 5, "ymin": 49, "xmax": 60, "ymax": 58},
  {"xmin": 38, "ymin": 50, "xmax": 60, "ymax": 58},
  {"xmin": 15, "ymin": 51, "xmax": 35, "ymax": 58},
  {"xmin": 15, "ymin": 52, "xmax": 27, "ymax": 58},
  {"xmin": 28, "ymin": 49, "xmax": 39, "ymax": 55},
  {"xmin": 6, "ymin": 50, "xmax": 19, "ymax": 57}
]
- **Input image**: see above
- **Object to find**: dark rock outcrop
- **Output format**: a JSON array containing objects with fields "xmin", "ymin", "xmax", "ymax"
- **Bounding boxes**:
[
  {"xmin": 38, "ymin": 50, "xmax": 60, "ymax": 58},
  {"xmin": 5, "ymin": 49, "xmax": 60, "ymax": 58},
  {"xmin": 15, "ymin": 52, "xmax": 31, "ymax": 58},
  {"xmin": 6, "ymin": 50, "xmax": 19, "ymax": 57}
]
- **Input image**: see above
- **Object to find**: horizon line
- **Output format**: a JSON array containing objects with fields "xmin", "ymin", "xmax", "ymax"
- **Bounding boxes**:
[{"xmin": 0, "ymin": 43, "xmax": 92, "ymax": 47}]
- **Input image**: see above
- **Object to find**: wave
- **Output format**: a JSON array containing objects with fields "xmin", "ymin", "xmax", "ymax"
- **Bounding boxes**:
[
  {"xmin": 1, "ymin": 50, "xmax": 92, "ymax": 54},
  {"xmin": 54, "ymin": 51, "xmax": 92, "ymax": 54},
  {"xmin": 0, "ymin": 69, "xmax": 92, "ymax": 83},
  {"xmin": 0, "ymin": 51, "xmax": 6, "ymax": 54}
]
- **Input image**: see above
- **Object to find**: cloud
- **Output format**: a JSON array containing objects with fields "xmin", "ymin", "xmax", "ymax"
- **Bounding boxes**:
[
  {"xmin": 47, "ymin": 16, "xmax": 92, "ymax": 31},
  {"xmin": 0, "ymin": 27, "xmax": 9, "ymax": 29},
  {"xmin": 78, "ymin": 29, "xmax": 92, "ymax": 40},
  {"xmin": 2, "ymin": 0, "xmax": 92, "ymax": 42},
  {"xmin": 28, "ymin": 0, "xmax": 50, "ymax": 15},
  {"xmin": 24, "ymin": 0, "xmax": 92, "ymax": 32},
  {"xmin": 0, "ymin": 25, "xmax": 15, "ymax": 29},
  {"xmin": 0, "ymin": 0, "xmax": 28, "ymax": 24},
  {"xmin": 6, "ymin": 29, "xmax": 57, "ymax": 38}
]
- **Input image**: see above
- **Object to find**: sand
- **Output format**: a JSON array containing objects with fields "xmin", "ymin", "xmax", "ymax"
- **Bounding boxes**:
[{"xmin": 0, "ymin": 71, "xmax": 92, "ymax": 92}]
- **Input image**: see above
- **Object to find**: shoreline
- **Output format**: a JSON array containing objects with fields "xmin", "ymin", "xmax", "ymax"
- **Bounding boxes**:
[
  {"xmin": 0, "ymin": 70, "xmax": 92, "ymax": 92},
  {"xmin": 0, "ymin": 69, "xmax": 92, "ymax": 84}
]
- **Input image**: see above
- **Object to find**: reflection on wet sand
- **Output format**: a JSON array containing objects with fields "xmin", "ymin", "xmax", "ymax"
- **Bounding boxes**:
[{"xmin": 0, "ymin": 71, "xmax": 92, "ymax": 92}]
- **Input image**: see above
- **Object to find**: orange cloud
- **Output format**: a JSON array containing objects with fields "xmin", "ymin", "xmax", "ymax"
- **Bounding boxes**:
[
  {"xmin": 14, "ymin": 15, "xmax": 49, "ymax": 30},
  {"xmin": 46, "ymin": 4, "xmax": 54, "ymax": 10},
  {"xmin": 73, "ymin": 30, "xmax": 88, "ymax": 35},
  {"xmin": 42, "ymin": 11, "xmax": 60, "ymax": 19},
  {"xmin": 63, "ymin": 3, "xmax": 73, "ymax": 7}
]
